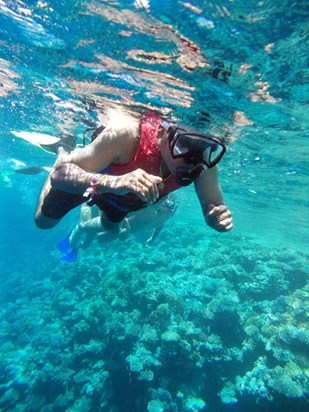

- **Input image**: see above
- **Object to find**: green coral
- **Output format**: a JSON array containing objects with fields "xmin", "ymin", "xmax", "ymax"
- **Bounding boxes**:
[{"xmin": 184, "ymin": 397, "xmax": 206, "ymax": 411}]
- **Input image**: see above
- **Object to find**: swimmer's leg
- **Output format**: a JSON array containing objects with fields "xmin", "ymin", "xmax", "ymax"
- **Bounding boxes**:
[
  {"xmin": 34, "ymin": 147, "xmax": 69, "ymax": 229},
  {"xmin": 34, "ymin": 179, "xmax": 61, "ymax": 229},
  {"xmin": 100, "ymin": 210, "xmax": 121, "ymax": 232},
  {"xmin": 81, "ymin": 231, "xmax": 97, "ymax": 249},
  {"xmin": 75, "ymin": 212, "xmax": 102, "ymax": 249},
  {"xmin": 95, "ymin": 211, "xmax": 128, "ymax": 242}
]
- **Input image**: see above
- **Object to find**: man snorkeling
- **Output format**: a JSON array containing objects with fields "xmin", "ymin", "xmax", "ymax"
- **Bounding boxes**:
[{"xmin": 35, "ymin": 110, "xmax": 233, "ymax": 233}]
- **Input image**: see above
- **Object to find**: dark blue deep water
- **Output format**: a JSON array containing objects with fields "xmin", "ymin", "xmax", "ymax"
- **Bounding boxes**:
[{"xmin": 0, "ymin": 1, "xmax": 308, "ymax": 411}]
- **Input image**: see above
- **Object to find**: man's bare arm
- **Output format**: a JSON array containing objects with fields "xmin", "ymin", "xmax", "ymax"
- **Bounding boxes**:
[
  {"xmin": 49, "ymin": 127, "xmax": 162, "ymax": 203},
  {"xmin": 194, "ymin": 166, "xmax": 233, "ymax": 232}
]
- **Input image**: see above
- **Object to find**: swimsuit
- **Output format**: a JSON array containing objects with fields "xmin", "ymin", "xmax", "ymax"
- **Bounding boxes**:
[{"xmin": 42, "ymin": 113, "xmax": 180, "ymax": 222}]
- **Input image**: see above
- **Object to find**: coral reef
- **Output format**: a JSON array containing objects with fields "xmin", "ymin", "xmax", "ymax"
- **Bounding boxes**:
[{"xmin": 0, "ymin": 227, "xmax": 308, "ymax": 411}]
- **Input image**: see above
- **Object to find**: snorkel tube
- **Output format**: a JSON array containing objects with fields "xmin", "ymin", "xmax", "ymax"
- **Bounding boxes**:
[{"xmin": 175, "ymin": 165, "xmax": 206, "ymax": 186}]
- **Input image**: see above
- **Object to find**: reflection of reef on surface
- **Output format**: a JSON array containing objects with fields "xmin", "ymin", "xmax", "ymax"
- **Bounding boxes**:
[
  {"xmin": 87, "ymin": 3, "xmax": 209, "ymax": 73},
  {"xmin": 0, "ymin": 226, "xmax": 308, "ymax": 411},
  {"xmin": 63, "ymin": 54, "xmax": 195, "ymax": 110}
]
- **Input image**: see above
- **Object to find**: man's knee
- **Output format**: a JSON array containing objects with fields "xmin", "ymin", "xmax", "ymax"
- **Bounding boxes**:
[{"xmin": 34, "ymin": 210, "xmax": 60, "ymax": 229}]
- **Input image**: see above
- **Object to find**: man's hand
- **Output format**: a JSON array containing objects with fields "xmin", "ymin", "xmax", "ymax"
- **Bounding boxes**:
[
  {"xmin": 205, "ymin": 204, "xmax": 233, "ymax": 232},
  {"xmin": 107, "ymin": 169, "xmax": 162, "ymax": 205}
]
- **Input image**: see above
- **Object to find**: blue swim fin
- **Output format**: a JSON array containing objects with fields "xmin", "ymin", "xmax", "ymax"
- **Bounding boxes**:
[
  {"xmin": 57, "ymin": 234, "xmax": 71, "ymax": 253},
  {"xmin": 57, "ymin": 233, "xmax": 78, "ymax": 262},
  {"xmin": 62, "ymin": 248, "xmax": 78, "ymax": 262}
]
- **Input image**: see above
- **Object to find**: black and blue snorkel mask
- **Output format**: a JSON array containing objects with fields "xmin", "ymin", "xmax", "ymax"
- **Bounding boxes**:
[{"xmin": 162, "ymin": 121, "xmax": 227, "ymax": 186}]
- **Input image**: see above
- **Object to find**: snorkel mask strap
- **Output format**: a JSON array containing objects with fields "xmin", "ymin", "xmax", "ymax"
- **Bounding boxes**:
[{"xmin": 162, "ymin": 120, "xmax": 177, "ymax": 144}]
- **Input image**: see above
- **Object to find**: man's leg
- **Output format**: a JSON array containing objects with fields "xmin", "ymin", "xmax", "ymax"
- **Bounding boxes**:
[
  {"xmin": 34, "ymin": 147, "xmax": 68, "ymax": 229},
  {"xmin": 34, "ymin": 177, "xmax": 61, "ymax": 229},
  {"xmin": 35, "ymin": 149, "xmax": 86, "ymax": 229}
]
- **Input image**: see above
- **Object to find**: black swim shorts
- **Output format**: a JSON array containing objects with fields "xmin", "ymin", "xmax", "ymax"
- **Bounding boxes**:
[
  {"xmin": 41, "ymin": 188, "xmax": 85, "ymax": 220},
  {"xmin": 42, "ymin": 188, "xmax": 131, "ymax": 223},
  {"xmin": 90, "ymin": 194, "xmax": 130, "ymax": 223}
]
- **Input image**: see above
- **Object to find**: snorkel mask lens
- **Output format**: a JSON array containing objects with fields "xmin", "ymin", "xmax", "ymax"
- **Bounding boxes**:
[
  {"xmin": 174, "ymin": 133, "xmax": 226, "ymax": 168},
  {"xmin": 165, "ymin": 123, "xmax": 226, "ymax": 169}
]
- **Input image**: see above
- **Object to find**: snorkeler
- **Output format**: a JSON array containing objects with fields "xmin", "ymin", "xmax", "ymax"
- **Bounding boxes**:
[
  {"xmin": 34, "ymin": 110, "xmax": 233, "ymax": 234},
  {"xmin": 58, "ymin": 195, "xmax": 177, "ymax": 261}
]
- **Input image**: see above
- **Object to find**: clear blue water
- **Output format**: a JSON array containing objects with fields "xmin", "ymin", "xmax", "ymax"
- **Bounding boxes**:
[{"xmin": 0, "ymin": 1, "xmax": 308, "ymax": 411}]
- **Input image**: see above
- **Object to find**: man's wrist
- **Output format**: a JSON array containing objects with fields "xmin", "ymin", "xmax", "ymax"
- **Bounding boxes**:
[
  {"xmin": 83, "ymin": 173, "xmax": 104, "ymax": 197},
  {"xmin": 96, "ymin": 173, "xmax": 114, "ymax": 193}
]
